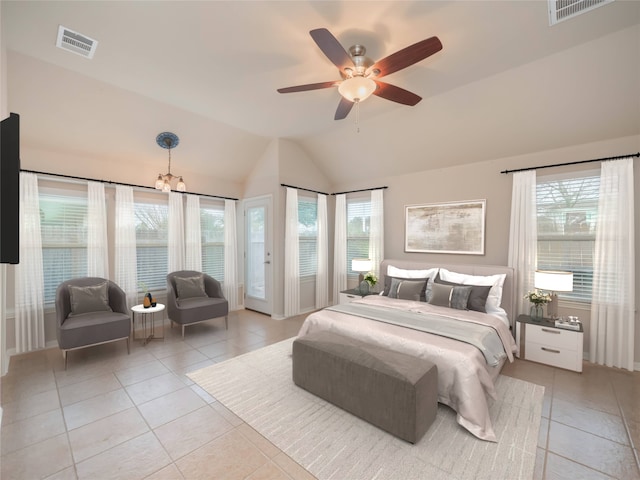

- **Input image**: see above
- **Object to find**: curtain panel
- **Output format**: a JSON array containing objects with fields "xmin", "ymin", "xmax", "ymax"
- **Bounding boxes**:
[
  {"xmin": 15, "ymin": 172, "xmax": 45, "ymax": 353},
  {"xmin": 316, "ymin": 194, "xmax": 329, "ymax": 309},
  {"xmin": 185, "ymin": 195, "xmax": 202, "ymax": 271},
  {"xmin": 369, "ymin": 189, "xmax": 384, "ymax": 281},
  {"xmin": 114, "ymin": 185, "xmax": 138, "ymax": 308},
  {"xmin": 87, "ymin": 181, "xmax": 109, "ymax": 278},
  {"xmin": 507, "ymin": 170, "xmax": 538, "ymax": 318},
  {"xmin": 590, "ymin": 158, "xmax": 635, "ymax": 371},
  {"xmin": 333, "ymin": 194, "xmax": 347, "ymax": 304},
  {"xmin": 168, "ymin": 192, "xmax": 185, "ymax": 273},
  {"xmin": 224, "ymin": 199, "xmax": 239, "ymax": 310},
  {"xmin": 284, "ymin": 188, "xmax": 300, "ymax": 317}
]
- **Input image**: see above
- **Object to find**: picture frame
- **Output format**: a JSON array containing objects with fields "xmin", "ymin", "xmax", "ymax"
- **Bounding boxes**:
[{"xmin": 405, "ymin": 200, "xmax": 486, "ymax": 255}]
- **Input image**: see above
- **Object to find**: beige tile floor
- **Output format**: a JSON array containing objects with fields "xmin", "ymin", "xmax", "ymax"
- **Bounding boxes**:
[{"xmin": 1, "ymin": 309, "xmax": 639, "ymax": 480}]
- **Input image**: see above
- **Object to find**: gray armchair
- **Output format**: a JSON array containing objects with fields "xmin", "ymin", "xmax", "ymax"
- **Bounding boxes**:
[
  {"xmin": 56, "ymin": 277, "xmax": 131, "ymax": 369},
  {"xmin": 167, "ymin": 271, "xmax": 229, "ymax": 338}
]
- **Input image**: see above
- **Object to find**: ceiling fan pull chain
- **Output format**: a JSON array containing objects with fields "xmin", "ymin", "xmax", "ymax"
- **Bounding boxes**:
[{"xmin": 355, "ymin": 100, "xmax": 360, "ymax": 133}]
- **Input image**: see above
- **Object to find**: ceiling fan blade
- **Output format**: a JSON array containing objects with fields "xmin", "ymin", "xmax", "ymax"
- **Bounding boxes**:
[
  {"xmin": 277, "ymin": 81, "xmax": 339, "ymax": 94},
  {"xmin": 368, "ymin": 36, "xmax": 442, "ymax": 78},
  {"xmin": 310, "ymin": 28, "xmax": 354, "ymax": 73},
  {"xmin": 334, "ymin": 97, "xmax": 354, "ymax": 120},
  {"xmin": 373, "ymin": 81, "xmax": 422, "ymax": 106}
]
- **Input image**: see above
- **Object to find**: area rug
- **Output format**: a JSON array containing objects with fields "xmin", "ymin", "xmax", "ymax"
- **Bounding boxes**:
[{"xmin": 188, "ymin": 338, "xmax": 544, "ymax": 480}]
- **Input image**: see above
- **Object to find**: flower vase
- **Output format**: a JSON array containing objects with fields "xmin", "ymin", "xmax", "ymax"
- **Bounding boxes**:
[
  {"xmin": 530, "ymin": 304, "xmax": 544, "ymax": 321},
  {"xmin": 358, "ymin": 280, "xmax": 370, "ymax": 295}
]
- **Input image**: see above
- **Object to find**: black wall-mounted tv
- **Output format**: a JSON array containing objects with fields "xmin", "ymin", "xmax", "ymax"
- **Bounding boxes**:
[{"xmin": 1, "ymin": 112, "xmax": 20, "ymax": 264}]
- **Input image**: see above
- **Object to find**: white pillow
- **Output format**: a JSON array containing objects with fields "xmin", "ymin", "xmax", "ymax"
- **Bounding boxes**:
[
  {"xmin": 438, "ymin": 269, "xmax": 506, "ymax": 313},
  {"xmin": 387, "ymin": 265, "xmax": 439, "ymax": 280}
]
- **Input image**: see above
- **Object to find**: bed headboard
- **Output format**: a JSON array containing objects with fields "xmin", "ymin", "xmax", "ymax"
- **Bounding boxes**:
[{"xmin": 379, "ymin": 259, "xmax": 516, "ymax": 328}]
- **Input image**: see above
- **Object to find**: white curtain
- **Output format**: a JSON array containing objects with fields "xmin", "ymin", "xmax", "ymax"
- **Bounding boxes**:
[
  {"xmin": 224, "ymin": 199, "xmax": 239, "ymax": 310},
  {"xmin": 590, "ymin": 158, "xmax": 635, "ymax": 371},
  {"xmin": 507, "ymin": 170, "xmax": 538, "ymax": 318},
  {"xmin": 284, "ymin": 188, "xmax": 300, "ymax": 317},
  {"xmin": 185, "ymin": 195, "xmax": 202, "ymax": 271},
  {"xmin": 333, "ymin": 194, "xmax": 347, "ymax": 304},
  {"xmin": 369, "ymin": 189, "xmax": 384, "ymax": 281},
  {"xmin": 87, "ymin": 181, "xmax": 109, "ymax": 278},
  {"xmin": 114, "ymin": 185, "xmax": 138, "ymax": 308},
  {"xmin": 316, "ymin": 194, "xmax": 329, "ymax": 309},
  {"xmin": 15, "ymin": 172, "xmax": 45, "ymax": 353},
  {"xmin": 168, "ymin": 192, "xmax": 185, "ymax": 273}
]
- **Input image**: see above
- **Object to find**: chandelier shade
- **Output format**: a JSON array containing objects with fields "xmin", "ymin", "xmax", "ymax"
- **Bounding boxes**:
[{"xmin": 155, "ymin": 132, "xmax": 186, "ymax": 192}]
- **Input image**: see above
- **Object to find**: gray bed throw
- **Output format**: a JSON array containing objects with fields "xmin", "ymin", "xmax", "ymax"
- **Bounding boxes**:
[{"xmin": 326, "ymin": 303, "xmax": 507, "ymax": 367}]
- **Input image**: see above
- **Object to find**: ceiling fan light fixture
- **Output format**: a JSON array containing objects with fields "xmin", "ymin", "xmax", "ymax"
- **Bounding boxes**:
[{"xmin": 338, "ymin": 76, "xmax": 376, "ymax": 103}]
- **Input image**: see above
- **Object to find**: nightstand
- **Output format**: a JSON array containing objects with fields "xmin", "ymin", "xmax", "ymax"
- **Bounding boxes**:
[
  {"xmin": 338, "ymin": 289, "xmax": 377, "ymax": 305},
  {"xmin": 515, "ymin": 314, "xmax": 583, "ymax": 372}
]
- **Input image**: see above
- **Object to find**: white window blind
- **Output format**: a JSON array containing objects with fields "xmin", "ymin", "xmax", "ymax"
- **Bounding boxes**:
[
  {"xmin": 537, "ymin": 173, "xmax": 600, "ymax": 302},
  {"xmin": 135, "ymin": 201, "xmax": 168, "ymax": 292},
  {"xmin": 200, "ymin": 202, "xmax": 225, "ymax": 281},
  {"xmin": 347, "ymin": 197, "xmax": 371, "ymax": 278},
  {"xmin": 40, "ymin": 192, "xmax": 88, "ymax": 304},
  {"xmin": 298, "ymin": 196, "xmax": 318, "ymax": 277}
]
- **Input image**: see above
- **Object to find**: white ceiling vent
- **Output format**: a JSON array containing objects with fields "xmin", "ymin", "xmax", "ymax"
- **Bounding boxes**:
[
  {"xmin": 56, "ymin": 25, "xmax": 98, "ymax": 59},
  {"xmin": 548, "ymin": 0, "xmax": 614, "ymax": 25}
]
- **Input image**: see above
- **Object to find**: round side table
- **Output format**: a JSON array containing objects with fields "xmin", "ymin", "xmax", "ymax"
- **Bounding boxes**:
[{"xmin": 131, "ymin": 303, "xmax": 165, "ymax": 345}]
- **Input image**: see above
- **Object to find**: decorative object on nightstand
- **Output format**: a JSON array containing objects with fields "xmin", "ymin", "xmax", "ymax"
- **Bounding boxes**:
[
  {"xmin": 352, "ymin": 258, "xmax": 373, "ymax": 294},
  {"xmin": 524, "ymin": 290, "xmax": 551, "ymax": 321},
  {"xmin": 555, "ymin": 315, "xmax": 581, "ymax": 331},
  {"xmin": 534, "ymin": 270, "xmax": 573, "ymax": 319}
]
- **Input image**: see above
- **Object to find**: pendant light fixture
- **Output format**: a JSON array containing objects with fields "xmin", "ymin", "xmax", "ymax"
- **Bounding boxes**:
[{"xmin": 154, "ymin": 132, "xmax": 186, "ymax": 192}]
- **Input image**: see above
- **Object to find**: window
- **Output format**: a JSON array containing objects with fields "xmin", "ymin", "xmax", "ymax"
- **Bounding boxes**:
[
  {"xmin": 200, "ymin": 202, "xmax": 225, "ymax": 281},
  {"xmin": 135, "ymin": 200, "xmax": 168, "ymax": 292},
  {"xmin": 346, "ymin": 197, "xmax": 371, "ymax": 278},
  {"xmin": 40, "ymin": 192, "xmax": 88, "ymax": 304},
  {"xmin": 536, "ymin": 173, "xmax": 600, "ymax": 302},
  {"xmin": 298, "ymin": 196, "xmax": 318, "ymax": 277}
]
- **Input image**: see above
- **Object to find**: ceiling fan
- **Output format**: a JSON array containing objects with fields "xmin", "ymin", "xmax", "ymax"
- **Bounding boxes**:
[{"xmin": 277, "ymin": 28, "xmax": 443, "ymax": 120}]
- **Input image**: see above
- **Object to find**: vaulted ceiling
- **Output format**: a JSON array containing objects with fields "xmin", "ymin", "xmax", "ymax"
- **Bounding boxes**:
[{"xmin": 2, "ymin": 1, "xmax": 639, "ymax": 187}]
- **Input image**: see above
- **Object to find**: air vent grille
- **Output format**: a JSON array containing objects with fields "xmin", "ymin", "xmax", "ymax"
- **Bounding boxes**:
[
  {"xmin": 548, "ymin": 0, "xmax": 614, "ymax": 25},
  {"xmin": 56, "ymin": 25, "xmax": 98, "ymax": 59}
]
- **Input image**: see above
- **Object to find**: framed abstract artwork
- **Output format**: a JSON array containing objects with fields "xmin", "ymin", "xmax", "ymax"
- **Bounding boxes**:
[{"xmin": 405, "ymin": 200, "xmax": 486, "ymax": 255}]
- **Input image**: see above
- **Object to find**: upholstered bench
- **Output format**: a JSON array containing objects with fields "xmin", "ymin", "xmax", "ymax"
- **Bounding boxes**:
[{"xmin": 292, "ymin": 331, "xmax": 438, "ymax": 443}]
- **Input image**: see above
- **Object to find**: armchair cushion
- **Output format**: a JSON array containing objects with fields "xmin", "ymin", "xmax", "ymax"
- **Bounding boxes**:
[
  {"xmin": 175, "ymin": 274, "xmax": 207, "ymax": 299},
  {"xmin": 58, "ymin": 311, "xmax": 130, "ymax": 350},
  {"xmin": 69, "ymin": 281, "xmax": 112, "ymax": 316}
]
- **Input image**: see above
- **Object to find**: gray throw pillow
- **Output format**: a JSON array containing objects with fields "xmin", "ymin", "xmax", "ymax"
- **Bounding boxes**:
[
  {"xmin": 435, "ymin": 277, "xmax": 492, "ymax": 313},
  {"xmin": 388, "ymin": 278, "xmax": 426, "ymax": 301},
  {"xmin": 175, "ymin": 275, "xmax": 207, "ymax": 299},
  {"xmin": 428, "ymin": 283, "xmax": 472, "ymax": 310},
  {"xmin": 69, "ymin": 281, "xmax": 112, "ymax": 316},
  {"xmin": 383, "ymin": 276, "xmax": 428, "ymax": 301}
]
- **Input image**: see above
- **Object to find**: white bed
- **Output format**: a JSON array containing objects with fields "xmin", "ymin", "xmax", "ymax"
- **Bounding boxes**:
[{"xmin": 297, "ymin": 259, "xmax": 518, "ymax": 442}]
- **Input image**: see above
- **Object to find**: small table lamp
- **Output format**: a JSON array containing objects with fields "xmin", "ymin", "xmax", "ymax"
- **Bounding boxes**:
[
  {"xmin": 352, "ymin": 258, "xmax": 373, "ymax": 293},
  {"xmin": 534, "ymin": 270, "xmax": 573, "ymax": 319}
]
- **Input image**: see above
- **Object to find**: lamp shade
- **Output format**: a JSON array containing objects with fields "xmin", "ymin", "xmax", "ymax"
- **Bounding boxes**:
[
  {"xmin": 534, "ymin": 270, "xmax": 573, "ymax": 292},
  {"xmin": 352, "ymin": 258, "xmax": 372, "ymax": 273},
  {"xmin": 338, "ymin": 77, "xmax": 377, "ymax": 103}
]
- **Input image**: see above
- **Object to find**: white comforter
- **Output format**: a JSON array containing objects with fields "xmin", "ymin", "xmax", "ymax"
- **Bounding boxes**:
[{"xmin": 297, "ymin": 295, "xmax": 518, "ymax": 442}]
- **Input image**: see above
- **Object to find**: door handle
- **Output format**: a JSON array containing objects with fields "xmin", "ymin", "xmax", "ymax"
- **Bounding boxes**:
[{"xmin": 264, "ymin": 260, "xmax": 271, "ymax": 264}]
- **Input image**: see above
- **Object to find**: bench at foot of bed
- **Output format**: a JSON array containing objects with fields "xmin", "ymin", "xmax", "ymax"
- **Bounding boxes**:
[{"xmin": 292, "ymin": 330, "xmax": 438, "ymax": 444}]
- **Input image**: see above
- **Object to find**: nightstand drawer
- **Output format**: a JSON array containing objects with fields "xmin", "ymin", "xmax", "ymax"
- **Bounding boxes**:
[
  {"xmin": 526, "ymin": 324, "xmax": 580, "ymax": 350},
  {"xmin": 339, "ymin": 292, "xmax": 362, "ymax": 304},
  {"xmin": 525, "ymin": 341, "xmax": 581, "ymax": 371}
]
